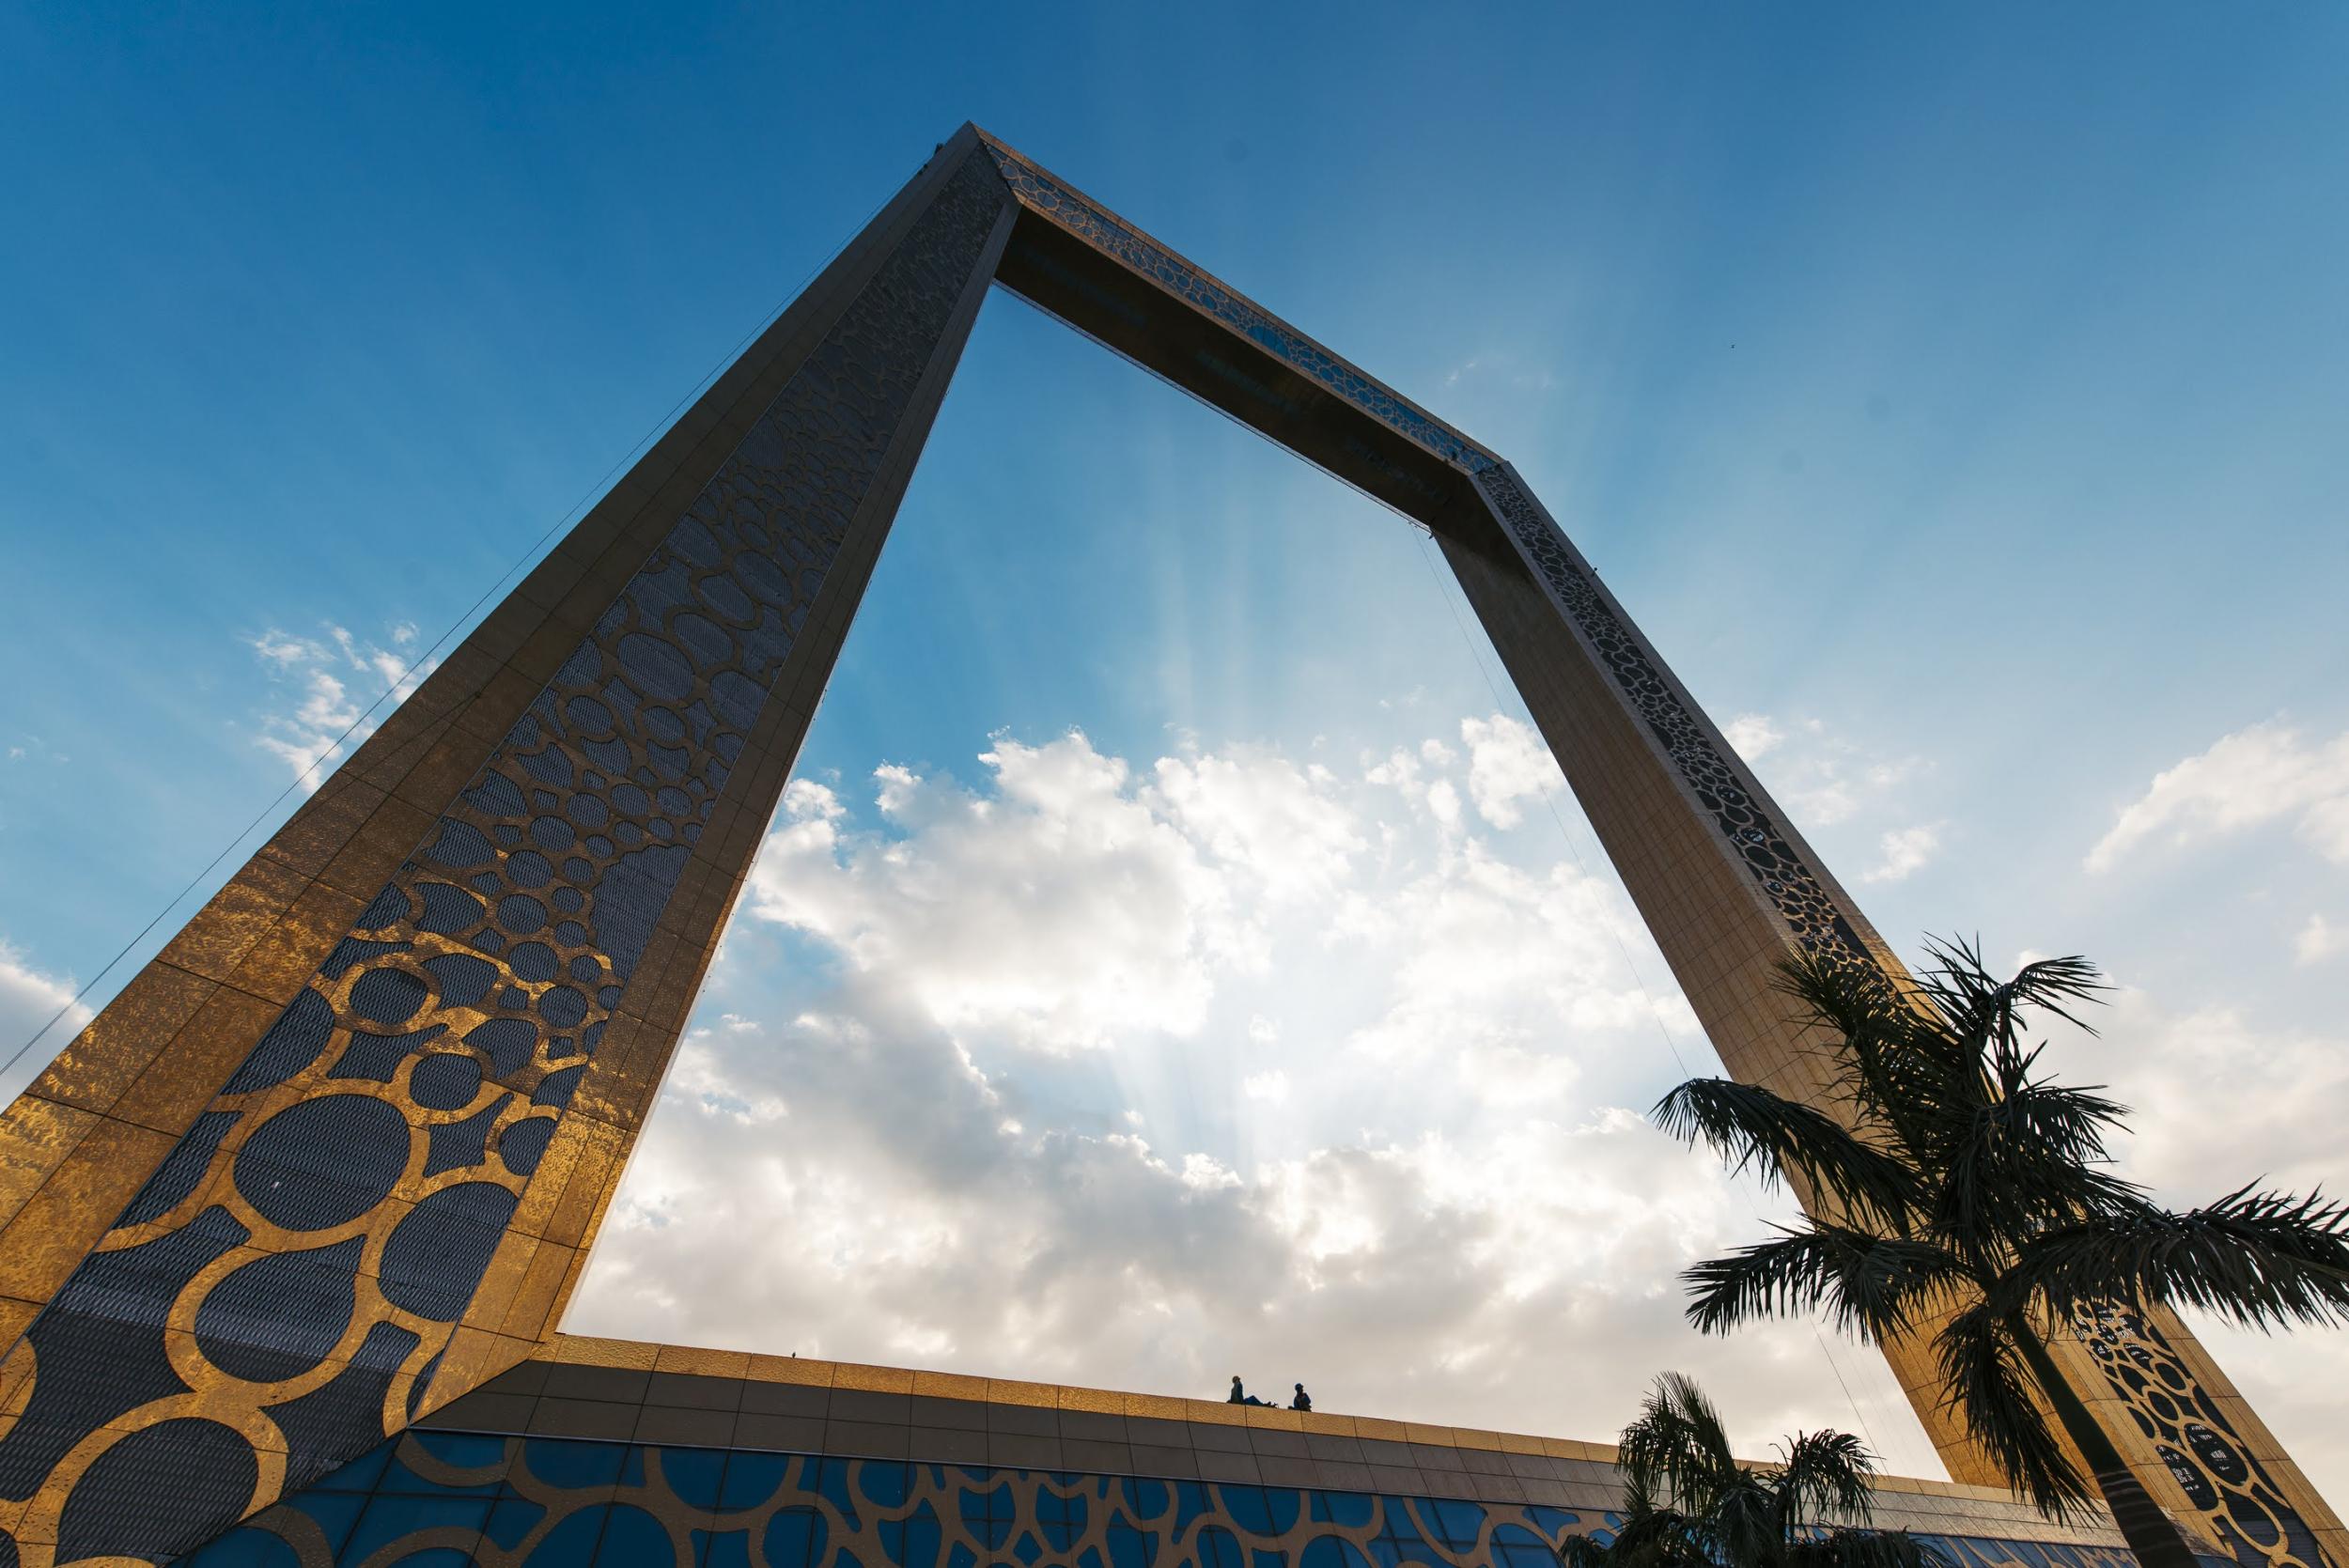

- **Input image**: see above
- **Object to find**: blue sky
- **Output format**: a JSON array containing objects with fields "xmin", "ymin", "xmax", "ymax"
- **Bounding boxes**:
[{"xmin": 5, "ymin": 0, "xmax": 2348, "ymax": 1497}]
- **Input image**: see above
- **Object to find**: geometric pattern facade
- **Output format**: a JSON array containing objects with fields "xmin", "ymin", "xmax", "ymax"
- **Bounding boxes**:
[
  {"xmin": 190, "ymin": 1434, "xmax": 2149, "ymax": 1568},
  {"xmin": 0, "ymin": 123, "xmax": 2337, "ymax": 1565},
  {"xmin": 0, "ymin": 145, "xmax": 1010, "ymax": 1566}
]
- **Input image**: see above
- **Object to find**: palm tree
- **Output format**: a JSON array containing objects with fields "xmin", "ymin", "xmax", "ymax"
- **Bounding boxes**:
[
  {"xmin": 1562, "ymin": 1372, "xmax": 1946, "ymax": 1568},
  {"xmin": 1651, "ymin": 939, "xmax": 2349, "ymax": 1568}
]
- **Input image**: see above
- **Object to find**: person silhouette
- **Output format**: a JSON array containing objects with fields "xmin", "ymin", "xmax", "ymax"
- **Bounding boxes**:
[
  {"xmin": 1228, "ymin": 1375, "xmax": 1273, "ymax": 1406},
  {"xmin": 1291, "ymin": 1383, "xmax": 1313, "ymax": 1412}
]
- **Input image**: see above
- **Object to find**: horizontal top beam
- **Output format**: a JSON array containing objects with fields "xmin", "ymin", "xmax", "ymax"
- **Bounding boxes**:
[{"xmin": 973, "ymin": 126, "xmax": 1502, "ymax": 540}]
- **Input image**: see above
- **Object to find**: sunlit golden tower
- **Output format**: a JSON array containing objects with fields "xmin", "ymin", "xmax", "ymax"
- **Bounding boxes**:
[{"xmin": 0, "ymin": 125, "xmax": 2334, "ymax": 1567}]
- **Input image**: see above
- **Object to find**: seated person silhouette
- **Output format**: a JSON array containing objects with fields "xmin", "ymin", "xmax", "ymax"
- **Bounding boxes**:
[
  {"xmin": 1291, "ymin": 1383, "xmax": 1313, "ymax": 1412},
  {"xmin": 1227, "ymin": 1375, "xmax": 1273, "ymax": 1406}
]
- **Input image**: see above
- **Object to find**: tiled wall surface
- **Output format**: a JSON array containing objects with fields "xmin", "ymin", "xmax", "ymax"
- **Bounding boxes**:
[
  {"xmin": 184, "ymin": 1354, "xmax": 2149, "ymax": 1568},
  {"xmin": 398, "ymin": 1338, "xmax": 2130, "ymax": 1553}
]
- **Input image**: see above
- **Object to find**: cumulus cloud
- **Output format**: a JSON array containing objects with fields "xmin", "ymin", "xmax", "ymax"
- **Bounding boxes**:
[
  {"xmin": 2087, "ymin": 722, "xmax": 2349, "ymax": 873},
  {"xmin": 245, "ymin": 622, "xmax": 438, "ymax": 788},
  {"xmin": 0, "ymin": 940, "xmax": 93, "ymax": 1101},
  {"xmin": 745, "ymin": 734, "xmax": 1259, "ymax": 1052},
  {"xmin": 1724, "ymin": 714, "xmax": 1783, "ymax": 760},
  {"xmin": 2295, "ymin": 914, "xmax": 2348, "ymax": 968},
  {"xmin": 1861, "ymin": 824, "xmax": 1941, "ymax": 885},
  {"xmin": 571, "ymin": 719, "xmax": 1937, "ymax": 1469},
  {"xmin": 2016, "ymin": 972, "xmax": 2349, "ymax": 1493},
  {"xmin": 1460, "ymin": 714, "xmax": 1565, "ymax": 830}
]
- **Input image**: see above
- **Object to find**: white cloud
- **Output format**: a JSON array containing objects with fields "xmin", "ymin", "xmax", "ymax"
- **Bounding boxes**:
[
  {"xmin": 1460, "ymin": 714, "xmax": 1565, "ymax": 830},
  {"xmin": 2015, "ymin": 973, "xmax": 2349, "ymax": 1495},
  {"xmin": 572, "ymin": 720, "xmax": 1937, "ymax": 1471},
  {"xmin": 245, "ymin": 623, "xmax": 438, "ymax": 790},
  {"xmin": 744, "ymin": 733, "xmax": 1247, "ymax": 1052},
  {"xmin": 1241, "ymin": 1069, "xmax": 1291, "ymax": 1104},
  {"xmin": 1152, "ymin": 747, "xmax": 1363, "ymax": 901},
  {"xmin": 1724, "ymin": 713, "xmax": 1783, "ymax": 760},
  {"xmin": 0, "ymin": 941, "xmax": 94, "ymax": 1101},
  {"xmin": 2087, "ymin": 722, "xmax": 2349, "ymax": 873},
  {"xmin": 1862, "ymin": 824, "xmax": 1941, "ymax": 884},
  {"xmin": 1728, "ymin": 713, "xmax": 1916, "ymax": 829},
  {"xmin": 2295, "ymin": 914, "xmax": 2348, "ymax": 967}
]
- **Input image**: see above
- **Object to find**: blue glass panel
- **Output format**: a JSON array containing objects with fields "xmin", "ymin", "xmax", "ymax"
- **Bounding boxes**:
[
  {"xmin": 522, "ymin": 1504, "xmax": 609, "ymax": 1566},
  {"xmin": 721, "ymin": 1452, "xmax": 793, "ymax": 1511},
  {"xmin": 1414, "ymin": 1498, "xmax": 1486, "ymax": 1551},
  {"xmin": 946, "ymin": 1544, "xmax": 978, "ymax": 1568},
  {"xmin": 381, "ymin": 1432, "xmax": 504, "ymax": 1496},
  {"xmin": 1121, "ymin": 1479, "xmax": 1169, "ymax": 1520},
  {"xmin": 592, "ymin": 1503, "xmax": 676, "ymax": 1566},
  {"xmin": 311, "ymin": 1441, "xmax": 395, "ymax": 1493},
  {"xmin": 860, "ymin": 1461, "xmax": 914, "ymax": 1509},
  {"xmin": 1038, "ymin": 1485, "xmax": 1088, "ymax": 1548},
  {"xmin": 1013, "ymin": 1536, "xmax": 1043, "ymax": 1567},
  {"xmin": 284, "ymin": 1493, "xmax": 368, "ymax": 1560},
  {"xmin": 1252, "ymin": 1550, "xmax": 1286, "ymax": 1568},
  {"xmin": 1492, "ymin": 1524, "xmax": 1561, "ymax": 1568},
  {"xmin": 962, "ymin": 1483, "xmax": 1014, "ymax": 1548},
  {"xmin": 699, "ymin": 1527, "xmax": 754, "ymax": 1568},
  {"xmin": 817, "ymin": 1457, "xmax": 863, "ymax": 1525},
  {"xmin": 764, "ymin": 1506, "xmax": 828, "ymax": 1568},
  {"xmin": 1220, "ymin": 1487, "xmax": 1275, "ymax": 1537},
  {"xmin": 340, "ymin": 1496, "xmax": 490, "ymax": 1564},
  {"xmin": 1081, "ymin": 1547, "xmax": 1106, "ymax": 1568},
  {"xmin": 1173, "ymin": 1483, "xmax": 1215, "ymax": 1535},
  {"xmin": 885, "ymin": 1499, "xmax": 943, "ymax": 1568},
  {"xmin": 386, "ymin": 1552, "xmax": 477, "ymax": 1567},
  {"xmin": 1198, "ymin": 1527, "xmax": 1245, "ymax": 1568},
  {"xmin": 660, "ymin": 1445, "xmax": 728, "ymax": 1511},
  {"xmin": 185, "ymin": 1525, "xmax": 302, "ymax": 1568},
  {"xmin": 1311, "ymin": 1494, "xmax": 1376, "ymax": 1529},
  {"xmin": 1301, "ymin": 1540, "xmax": 1373, "ymax": 1568},
  {"xmin": 1366, "ymin": 1500, "xmax": 1446, "ymax": 1568},
  {"xmin": 520, "ymin": 1437, "xmax": 629, "ymax": 1490},
  {"xmin": 486, "ymin": 1498, "xmax": 550, "ymax": 1551},
  {"xmin": 1109, "ymin": 1523, "xmax": 1159, "ymax": 1568},
  {"xmin": 1523, "ymin": 1509, "xmax": 1580, "ymax": 1541}
]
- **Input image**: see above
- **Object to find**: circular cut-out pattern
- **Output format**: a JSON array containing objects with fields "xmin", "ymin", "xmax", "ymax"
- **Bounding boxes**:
[
  {"xmin": 348, "ymin": 970, "xmax": 428, "ymax": 1026},
  {"xmin": 409, "ymin": 1053, "xmax": 483, "ymax": 1111},
  {"xmin": 1, "ymin": 147, "xmax": 1042, "ymax": 1562},
  {"xmin": 233, "ymin": 1095, "xmax": 408, "ymax": 1232}
]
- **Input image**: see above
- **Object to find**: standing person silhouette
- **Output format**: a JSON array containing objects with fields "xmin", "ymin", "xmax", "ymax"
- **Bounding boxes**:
[{"xmin": 1291, "ymin": 1383, "xmax": 1313, "ymax": 1412}]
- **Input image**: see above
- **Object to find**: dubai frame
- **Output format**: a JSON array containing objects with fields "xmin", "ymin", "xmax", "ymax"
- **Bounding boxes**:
[{"xmin": 0, "ymin": 126, "xmax": 2335, "ymax": 1568}]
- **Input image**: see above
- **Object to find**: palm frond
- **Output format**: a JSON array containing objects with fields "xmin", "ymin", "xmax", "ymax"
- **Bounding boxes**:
[
  {"xmin": 1773, "ymin": 949, "xmax": 1975, "ymax": 1165},
  {"xmin": 1789, "ymin": 1529, "xmax": 1954, "ymax": 1568},
  {"xmin": 1684, "ymin": 1225, "xmax": 1970, "ymax": 1340},
  {"xmin": 1574, "ymin": 1508, "xmax": 1715, "ymax": 1568},
  {"xmin": 1915, "ymin": 939, "xmax": 2106, "ymax": 1063},
  {"xmin": 1775, "ymin": 1427, "xmax": 1879, "ymax": 1531},
  {"xmin": 1653, "ymin": 1078, "xmax": 1918, "ymax": 1229},
  {"xmin": 1931, "ymin": 1300, "xmax": 2094, "ymax": 1521},
  {"xmin": 1936, "ymin": 1085, "xmax": 2145, "ymax": 1250},
  {"xmin": 1560, "ymin": 1532, "xmax": 1618, "ymax": 1568},
  {"xmin": 1619, "ymin": 1372, "xmax": 1742, "ymax": 1513},
  {"xmin": 2004, "ymin": 1185, "xmax": 2349, "ymax": 1328}
]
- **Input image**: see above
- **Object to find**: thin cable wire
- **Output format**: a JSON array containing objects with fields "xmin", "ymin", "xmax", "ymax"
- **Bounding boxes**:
[
  {"xmin": 1408, "ymin": 528, "xmax": 1923, "ymax": 1478},
  {"xmin": 2, "ymin": 181, "xmax": 900, "ymax": 1086}
]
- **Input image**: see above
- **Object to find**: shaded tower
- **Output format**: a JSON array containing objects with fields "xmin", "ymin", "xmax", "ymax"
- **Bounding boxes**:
[{"xmin": 0, "ymin": 125, "xmax": 2334, "ymax": 1567}]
